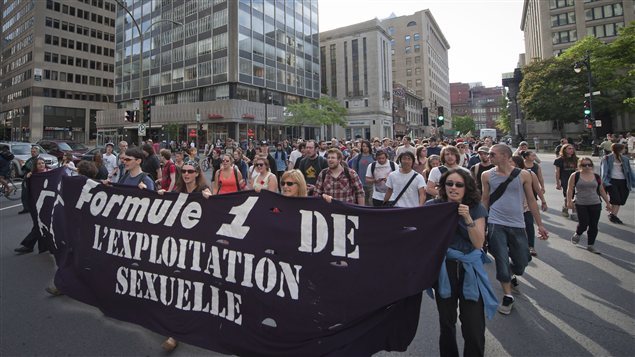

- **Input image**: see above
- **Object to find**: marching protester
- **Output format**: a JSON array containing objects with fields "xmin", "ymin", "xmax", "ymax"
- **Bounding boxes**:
[
  {"xmin": 413, "ymin": 145, "xmax": 428, "ymax": 175},
  {"xmin": 426, "ymin": 146, "xmax": 470, "ymax": 198},
  {"xmin": 18, "ymin": 146, "xmax": 39, "ymax": 214},
  {"xmin": 481, "ymin": 144, "xmax": 548, "ymax": 315},
  {"xmin": 521, "ymin": 150, "xmax": 545, "ymax": 194},
  {"xmin": 117, "ymin": 148, "xmax": 156, "ymax": 190},
  {"xmin": 365, "ymin": 150, "xmax": 397, "ymax": 207},
  {"xmin": 296, "ymin": 140, "xmax": 328, "ymax": 194},
  {"xmin": 470, "ymin": 146, "xmax": 494, "ymax": 193},
  {"xmin": 554, "ymin": 144, "xmax": 579, "ymax": 221},
  {"xmin": 259, "ymin": 141, "xmax": 277, "ymax": 173},
  {"xmin": 425, "ymin": 169, "xmax": 497, "ymax": 357},
  {"xmin": 141, "ymin": 143, "xmax": 161, "ymax": 184},
  {"xmin": 250, "ymin": 155, "xmax": 278, "ymax": 193},
  {"xmin": 422, "ymin": 154, "xmax": 441, "ymax": 183},
  {"xmin": 233, "ymin": 148, "xmax": 249, "ymax": 181},
  {"xmin": 280, "ymin": 169, "xmax": 308, "ymax": 197},
  {"xmin": 158, "ymin": 149, "xmax": 177, "ymax": 192},
  {"xmin": 212, "ymin": 153, "xmax": 244, "ymax": 195},
  {"xmin": 272, "ymin": 142, "xmax": 288, "ymax": 184},
  {"xmin": 61, "ymin": 152, "xmax": 77, "ymax": 176},
  {"xmin": 14, "ymin": 158, "xmax": 50, "ymax": 255},
  {"xmin": 93, "ymin": 152, "xmax": 109, "ymax": 180},
  {"xmin": 568, "ymin": 157, "xmax": 612, "ymax": 253},
  {"xmin": 103, "ymin": 142, "xmax": 118, "ymax": 181},
  {"xmin": 288, "ymin": 142, "xmax": 305, "ymax": 170},
  {"xmin": 600, "ymin": 143, "xmax": 635, "ymax": 224},
  {"xmin": 349, "ymin": 140, "xmax": 375, "ymax": 205},
  {"xmin": 396, "ymin": 136, "xmax": 416, "ymax": 156},
  {"xmin": 456, "ymin": 142, "xmax": 470, "ymax": 168},
  {"xmin": 186, "ymin": 146, "xmax": 200, "ymax": 164},
  {"xmin": 173, "ymin": 151, "xmax": 185, "ymax": 169},
  {"xmin": 314, "ymin": 148, "xmax": 364, "ymax": 205},
  {"xmin": 514, "ymin": 141, "xmax": 541, "ymax": 163},
  {"xmin": 383, "ymin": 151, "xmax": 426, "ymax": 208},
  {"xmin": 158, "ymin": 161, "xmax": 211, "ymax": 197}
]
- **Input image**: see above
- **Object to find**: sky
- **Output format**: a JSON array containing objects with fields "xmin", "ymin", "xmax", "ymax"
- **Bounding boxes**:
[{"xmin": 318, "ymin": 0, "xmax": 526, "ymax": 87}]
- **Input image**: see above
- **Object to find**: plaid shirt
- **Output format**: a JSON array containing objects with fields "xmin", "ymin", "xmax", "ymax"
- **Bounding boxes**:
[{"xmin": 314, "ymin": 166, "xmax": 365, "ymax": 204}]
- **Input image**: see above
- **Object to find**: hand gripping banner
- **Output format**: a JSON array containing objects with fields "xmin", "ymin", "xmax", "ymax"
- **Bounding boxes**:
[{"xmin": 31, "ymin": 170, "xmax": 458, "ymax": 356}]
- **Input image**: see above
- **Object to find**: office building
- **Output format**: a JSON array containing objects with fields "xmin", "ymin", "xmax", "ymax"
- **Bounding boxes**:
[
  {"xmin": 382, "ymin": 10, "xmax": 451, "ymax": 135},
  {"xmin": 319, "ymin": 19, "xmax": 393, "ymax": 140},
  {"xmin": 99, "ymin": 0, "xmax": 320, "ymax": 145},
  {"xmin": 518, "ymin": 0, "xmax": 635, "ymax": 138},
  {"xmin": 450, "ymin": 82, "xmax": 505, "ymax": 131},
  {"xmin": 393, "ymin": 82, "xmax": 425, "ymax": 138},
  {"xmin": 1, "ymin": 0, "xmax": 117, "ymax": 143}
]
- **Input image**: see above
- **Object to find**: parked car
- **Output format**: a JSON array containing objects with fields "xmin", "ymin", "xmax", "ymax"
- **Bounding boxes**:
[
  {"xmin": 80, "ymin": 146, "xmax": 119, "ymax": 162},
  {"xmin": 0, "ymin": 141, "xmax": 59, "ymax": 179},
  {"xmin": 37, "ymin": 139, "xmax": 89, "ymax": 163}
]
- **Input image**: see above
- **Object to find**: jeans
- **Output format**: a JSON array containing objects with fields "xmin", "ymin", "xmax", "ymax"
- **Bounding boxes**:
[
  {"xmin": 435, "ymin": 260, "xmax": 485, "ymax": 357},
  {"xmin": 575, "ymin": 204, "xmax": 601, "ymax": 245},
  {"xmin": 524, "ymin": 211, "xmax": 535, "ymax": 248},
  {"xmin": 487, "ymin": 223, "xmax": 529, "ymax": 283}
]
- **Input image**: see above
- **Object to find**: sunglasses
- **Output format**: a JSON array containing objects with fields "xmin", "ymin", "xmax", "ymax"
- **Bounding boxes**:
[
  {"xmin": 445, "ymin": 181, "xmax": 465, "ymax": 188},
  {"xmin": 222, "ymin": 159, "xmax": 231, "ymax": 163},
  {"xmin": 581, "ymin": 163, "xmax": 593, "ymax": 168},
  {"xmin": 122, "ymin": 157, "xmax": 135, "ymax": 162},
  {"xmin": 280, "ymin": 181, "xmax": 297, "ymax": 187},
  {"xmin": 182, "ymin": 169, "xmax": 197, "ymax": 174},
  {"xmin": 255, "ymin": 163, "xmax": 265, "ymax": 167}
]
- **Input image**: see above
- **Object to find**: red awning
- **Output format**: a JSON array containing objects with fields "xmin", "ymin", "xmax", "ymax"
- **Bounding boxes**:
[{"xmin": 208, "ymin": 113, "xmax": 224, "ymax": 119}]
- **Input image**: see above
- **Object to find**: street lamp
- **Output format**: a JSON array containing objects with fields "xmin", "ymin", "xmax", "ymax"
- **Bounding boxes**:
[
  {"xmin": 264, "ymin": 92, "xmax": 272, "ymax": 142},
  {"xmin": 113, "ymin": 0, "xmax": 183, "ymax": 143},
  {"xmin": 573, "ymin": 50, "xmax": 599, "ymax": 156}
]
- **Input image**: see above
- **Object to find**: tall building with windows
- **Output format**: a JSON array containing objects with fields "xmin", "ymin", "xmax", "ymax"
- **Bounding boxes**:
[
  {"xmin": 519, "ymin": 0, "xmax": 634, "ymax": 139},
  {"xmin": 450, "ymin": 82, "xmax": 505, "ymax": 131},
  {"xmin": 382, "ymin": 10, "xmax": 451, "ymax": 136},
  {"xmin": 0, "ymin": 0, "xmax": 117, "ymax": 143},
  {"xmin": 99, "ymin": 0, "xmax": 320, "ymax": 145},
  {"xmin": 319, "ymin": 19, "xmax": 393, "ymax": 140}
]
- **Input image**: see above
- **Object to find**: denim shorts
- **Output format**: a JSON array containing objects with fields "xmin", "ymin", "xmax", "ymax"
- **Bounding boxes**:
[{"xmin": 487, "ymin": 223, "xmax": 529, "ymax": 283}]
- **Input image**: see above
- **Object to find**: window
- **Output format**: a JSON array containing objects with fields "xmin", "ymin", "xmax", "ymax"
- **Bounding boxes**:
[
  {"xmin": 414, "ymin": 44, "xmax": 420, "ymax": 53},
  {"xmin": 406, "ymin": 21, "xmax": 417, "ymax": 27},
  {"xmin": 405, "ymin": 46, "xmax": 411, "ymax": 54},
  {"xmin": 549, "ymin": 0, "xmax": 574, "ymax": 9},
  {"xmin": 405, "ymin": 35, "xmax": 411, "ymax": 45},
  {"xmin": 413, "ymin": 33, "xmax": 420, "ymax": 41},
  {"xmin": 406, "ymin": 69, "xmax": 412, "ymax": 76}
]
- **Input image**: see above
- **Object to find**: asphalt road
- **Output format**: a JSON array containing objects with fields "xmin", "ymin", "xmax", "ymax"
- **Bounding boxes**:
[{"xmin": 1, "ymin": 152, "xmax": 633, "ymax": 356}]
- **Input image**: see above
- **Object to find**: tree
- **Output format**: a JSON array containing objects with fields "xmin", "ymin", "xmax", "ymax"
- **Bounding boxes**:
[
  {"xmin": 496, "ymin": 98, "xmax": 512, "ymax": 135},
  {"xmin": 452, "ymin": 115, "xmax": 475, "ymax": 135},
  {"xmin": 285, "ymin": 96, "xmax": 348, "ymax": 127}
]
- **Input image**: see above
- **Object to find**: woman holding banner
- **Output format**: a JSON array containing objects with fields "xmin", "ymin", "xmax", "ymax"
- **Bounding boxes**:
[
  {"xmin": 280, "ymin": 169, "xmax": 308, "ymax": 197},
  {"xmin": 212, "ymin": 153, "xmax": 244, "ymax": 195},
  {"xmin": 424, "ymin": 169, "xmax": 497, "ymax": 357},
  {"xmin": 158, "ymin": 161, "xmax": 212, "ymax": 198},
  {"xmin": 14, "ymin": 158, "xmax": 50, "ymax": 255}
]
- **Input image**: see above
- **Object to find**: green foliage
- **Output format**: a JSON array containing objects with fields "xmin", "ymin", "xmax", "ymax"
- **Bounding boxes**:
[
  {"xmin": 285, "ymin": 96, "xmax": 348, "ymax": 127},
  {"xmin": 163, "ymin": 123, "xmax": 180, "ymax": 140},
  {"xmin": 452, "ymin": 115, "xmax": 476, "ymax": 135},
  {"xmin": 496, "ymin": 98, "xmax": 512, "ymax": 134},
  {"xmin": 518, "ymin": 22, "xmax": 635, "ymax": 124}
]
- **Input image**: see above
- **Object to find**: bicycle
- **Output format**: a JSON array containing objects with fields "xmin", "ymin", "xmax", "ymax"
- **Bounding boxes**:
[{"xmin": 0, "ymin": 177, "xmax": 20, "ymax": 200}]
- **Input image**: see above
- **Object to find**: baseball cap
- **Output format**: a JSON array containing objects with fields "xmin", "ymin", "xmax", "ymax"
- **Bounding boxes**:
[
  {"xmin": 477, "ymin": 146, "xmax": 490, "ymax": 154},
  {"xmin": 105, "ymin": 142, "xmax": 115, "ymax": 148}
]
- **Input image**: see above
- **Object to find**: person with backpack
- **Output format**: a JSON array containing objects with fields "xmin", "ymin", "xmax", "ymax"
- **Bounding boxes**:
[
  {"xmin": 213, "ymin": 153, "xmax": 244, "ymax": 195},
  {"xmin": 365, "ymin": 149, "xmax": 397, "ymax": 207},
  {"xmin": 314, "ymin": 148, "xmax": 364, "ymax": 205},
  {"xmin": 296, "ymin": 140, "xmax": 328, "ymax": 194},
  {"xmin": 117, "ymin": 147, "xmax": 155, "ymax": 190},
  {"xmin": 567, "ymin": 157, "xmax": 612, "ymax": 254},
  {"xmin": 481, "ymin": 144, "xmax": 548, "ymax": 315},
  {"xmin": 426, "ymin": 146, "xmax": 470, "ymax": 198}
]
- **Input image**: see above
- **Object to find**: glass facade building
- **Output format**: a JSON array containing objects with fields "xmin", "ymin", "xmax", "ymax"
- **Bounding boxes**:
[{"xmin": 109, "ymin": 0, "xmax": 319, "ymax": 143}]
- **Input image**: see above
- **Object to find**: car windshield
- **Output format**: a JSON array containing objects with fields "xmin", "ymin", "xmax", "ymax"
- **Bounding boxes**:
[
  {"xmin": 69, "ymin": 142, "xmax": 87, "ymax": 150},
  {"xmin": 11, "ymin": 144, "xmax": 31, "ymax": 155},
  {"xmin": 33, "ymin": 145, "xmax": 48, "ymax": 155},
  {"xmin": 57, "ymin": 142, "xmax": 73, "ymax": 151}
]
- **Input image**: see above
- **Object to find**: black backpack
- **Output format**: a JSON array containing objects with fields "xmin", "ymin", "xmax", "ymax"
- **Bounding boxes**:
[{"xmin": 370, "ymin": 161, "xmax": 396, "ymax": 176}]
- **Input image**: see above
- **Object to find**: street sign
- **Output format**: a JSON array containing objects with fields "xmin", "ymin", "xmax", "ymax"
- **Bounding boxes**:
[
  {"xmin": 584, "ymin": 91, "xmax": 601, "ymax": 97},
  {"xmin": 138, "ymin": 123, "xmax": 146, "ymax": 136},
  {"xmin": 133, "ymin": 100, "xmax": 140, "ymax": 110},
  {"xmin": 196, "ymin": 113, "xmax": 201, "ymax": 122},
  {"xmin": 595, "ymin": 120, "xmax": 602, "ymax": 127}
]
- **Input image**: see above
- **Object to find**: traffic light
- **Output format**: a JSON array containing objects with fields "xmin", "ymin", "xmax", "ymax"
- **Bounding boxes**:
[
  {"xmin": 124, "ymin": 110, "xmax": 136, "ymax": 122},
  {"xmin": 583, "ymin": 99, "xmax": 591, "ymax": 119},
  {"xmin": 437, "ymin": 106, "xmax": 444, "ymax": 126},
  {"xmin": 143, "ymin": 99, "xmax": 152, "ymax": 122},
  {"xmin": 423, "ymin": 107, "xmax": 429, "ymax": 126}
]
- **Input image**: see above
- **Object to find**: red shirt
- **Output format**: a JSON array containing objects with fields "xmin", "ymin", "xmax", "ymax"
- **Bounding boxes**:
[{"xmin": 161, "ymin": 160, "xmax": 176, "ymax": 190}]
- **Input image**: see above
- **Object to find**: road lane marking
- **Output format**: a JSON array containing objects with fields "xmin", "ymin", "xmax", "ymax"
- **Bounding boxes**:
[{"xmin": 0, "ymin": 203, "xmax": 22, "ymax": 211}]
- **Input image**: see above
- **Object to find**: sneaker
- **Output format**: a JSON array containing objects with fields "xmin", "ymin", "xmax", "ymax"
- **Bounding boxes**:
[
  {"xmin": 587, "ymin": 245, "xmax": 601, "ymax": 254},
  {"xmin": 498, "ymin": 295, "xmax": 515, "ymax": 315},
  {"xmin": 570, "ymin": 213, "xmax": 578, "ymax": 222},
  {"xmin": 561, "ymin": 206, "xmax": 569, "ymax": 218},
  {"xmin": 609, "ymin": 214, "xmax": 623, "ymax": 224},
  {"xmin": 511, "ymin": 275, "xmax": 519, "ymax": 287},
  {"xmin": 529, "ymin": 247, "xmax": 537, "ymax": 257},
  {"xmin": 571, "ymin": 233, "xmax": 581, "ymax": 245}
]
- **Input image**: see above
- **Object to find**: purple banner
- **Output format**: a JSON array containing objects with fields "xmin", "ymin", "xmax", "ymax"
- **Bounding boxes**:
[{"xmin": 30, "ymin": 170, "xmax": 458, "ymax": 356}]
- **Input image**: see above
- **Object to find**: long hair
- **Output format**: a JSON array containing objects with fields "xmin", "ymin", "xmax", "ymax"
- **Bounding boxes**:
[
  {"xmin": 559, "ymin": 143, "xmax": 578, "ymax": 163},
  {"xmin": 175, "ymin": 162, "xmax": 209, "ymax": 193},
  {"xmin": 440, "ymin": 145, "xmax": 460, "ymax": 165},
  {"xmin": 33, "ymin": 158, "xmax": 47, "ymax": 173},
  {"xmin": 94, "ymin": 152, "xmax": 105, "ymax": 168},
  {"xmin": 437, "ymin": 168, "xmax": 481, "ymax": 207},
  {"xmin": 280, "ymin": 169, "xmax": 307, "ymax": 197},
  {"xmin": 611, "ymin": 143, "xmax": 625, "ymax": 162}
]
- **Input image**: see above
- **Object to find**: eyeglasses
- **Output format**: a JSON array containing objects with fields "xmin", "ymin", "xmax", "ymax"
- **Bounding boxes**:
[
  {"xmin": 222, "ymin": 159, "xmax": 231, "ymax": 163},
  {"xmin": 581, "ymin": 163, "xmax": 593, "ymax": 168},
  {"xmin": 122, "ymin": 157, "xmax": 134, "ymax": 162},
  {"xmin": 255, "ymin": 163, "xmax": 264, "ymax": 167},
  {"xmin": 182, "ymin": 169, "xmax": 197, "ymax": 174},
  {"xmin": 280, "ymin": 181, "xmax": 297, "ymax": 187},
  {"xmin": 445, "ymin": 181, "xmax": 465, "ymax": 188}
]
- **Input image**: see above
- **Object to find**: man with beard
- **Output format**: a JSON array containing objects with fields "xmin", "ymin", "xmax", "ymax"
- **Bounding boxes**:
[
  {"xmin": 296, "ymin": 140, "xmax": 328, "ymax": 194},
  {"xmin": 470, "ymin": 146, "xmax": 495, "ymax": 192},
  {"xmin": 315, "ymin": 148, "xmax": 364, "ymax": 205}
]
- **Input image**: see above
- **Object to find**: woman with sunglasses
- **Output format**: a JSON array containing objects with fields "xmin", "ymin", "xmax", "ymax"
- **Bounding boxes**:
[
  {"xmin": 280, "ymin": 169, "xmax": 308, "ymax": 197},
  {"xmin": 158, "ymin": 162, "xmax": 211, "ymax": 196},
  {"xmin": 250, "ymin": 156, "xmax": 278, "ymax": 193},
  {"xmin": 212, "ymin": 153, "xmax": 244, "ymax": 195},
  {"xmin": 567, "ymin": 157, "xmax": 612, "ymax": 253},
  {"xmin": 424, "ymin": 168, "xmax": 497, "ymax": 357}
]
